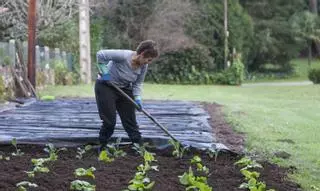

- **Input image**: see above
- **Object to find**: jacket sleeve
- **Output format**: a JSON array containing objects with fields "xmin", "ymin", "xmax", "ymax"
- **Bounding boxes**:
[
  {"xmin": 132, "ymin": 65, "xmax": 148, "ymax": 97},
  {"xmin": 96, "ymin": 49, "xmax": 128, "ymax": 63}
]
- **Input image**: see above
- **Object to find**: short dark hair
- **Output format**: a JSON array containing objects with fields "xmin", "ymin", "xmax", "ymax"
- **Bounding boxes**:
[{"xmin": 136, "ymin": 40, "xmax": 159, "ymax": 58}]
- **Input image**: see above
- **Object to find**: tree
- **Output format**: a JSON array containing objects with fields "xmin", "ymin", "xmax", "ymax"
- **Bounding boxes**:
[
  {"xmin": 290, "ymin": 11, "xmax": 320, "ymax": 65},
  {"xmin": 240, "ymin": 0, "xmax": 308, "ymax": 72},
  {"xmin": 0, "ymin": 0, "xmax": 79, "ymax": 40}
]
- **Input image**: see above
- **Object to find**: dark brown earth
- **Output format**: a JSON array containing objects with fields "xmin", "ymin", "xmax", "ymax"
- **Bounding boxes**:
[{"xmin": 0, "ymin": 103, "xmax": 301, "ymax": 191}]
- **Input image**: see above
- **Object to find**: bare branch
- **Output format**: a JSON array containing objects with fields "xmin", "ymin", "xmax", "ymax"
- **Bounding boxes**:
[
  {"xmin": 0, "ymin": 0, "xmax": 79, "ymax": 40},
  {"xmin": 145, "ymin": 0, "xmax": 197, "ymax": 53}
]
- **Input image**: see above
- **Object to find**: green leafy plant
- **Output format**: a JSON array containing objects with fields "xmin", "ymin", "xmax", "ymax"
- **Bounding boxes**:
[
  {"xmin": 191, "ymin": 156, "xmax": 209, "ymax": 174},
  {"xmin": 98, "ymin": 150, "xmax": 114, "ymax": 163},
  {"xmin": 0, "ymin": 155, "xmax": 10, "ymax": 161},
  {"xmin": 206, "ymin": 147, "xmax": 219, "ymax": 161},
  {"xmin": 234, "ymin": 156, "xmax": 263, "ymax": 170},
  {"xmin": 179, "ymin": 167, "xmax": 212, "ymax": 191},
  {"xmin": 44, "ymin": 143, "xmax": 67, "ymax": 161},
  {"xmin": 124, "ymin": 150, "xmax": 158, "ymax": 191},
  {"xmin": 132, "ymin": 142, "xmax": 149, "ymax": 157},
  {"xmin": 308, "ymin": 68, "xmax": 320, "ymax": 84},
  {"xmin": 74, "ymin": 167, "xmax": 96, "ymax": 179},
  {"xmin": 70, "ymin": 180, "xmax": 96, "ymax": 191},
  {"xmin": 25, "ymin": 166, "xmax": 50, "ymax": 178},
  {"xmin": 168, "ymin": 139, "xmax": 188, "ymax": 159},
  {"xmin": 125, "ymin": 173, "xmax": 155, "ymax": 191},
  {"xmin": 179, "ymin": 155, "xmax": 212, "ymax": 191},
  {"xmin": 76, "ymin": 145, "xmax": 93, "ymax": 159},
  {"xmin": 11, "ymin": 138, "xmax": 24, "ymax": 156},
  {"xmin": 235, "ymin": 157, "xmax": 275, "ymax": 191},
  {"xmin": 16, "ymin": 181, "xmax": 38, "ymax": 191},
  {"xmin": 239, "ymin": 178, "xmax": 274, "ymax": 191},
  {"xmin": 25, "ymin": 146, "xmax": 66, "ymax": 178},
  {"xmin": 25, "ymin": 158, "xmax": 51, "ymax": 178},
  {"xmin": 240, "ymin": 169, "xmax": 260, "ymax": 180},
  {"xmin": 106, "ymin": 138, "xmax": 126, "ymax": 158}
]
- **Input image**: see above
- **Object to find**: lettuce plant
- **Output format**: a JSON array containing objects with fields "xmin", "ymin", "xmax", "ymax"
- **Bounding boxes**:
[
  {"xmin": 191, "ymin": 156, "xmax": 209, "ymax": 174},
  {"xmin": 179, "ymin": 167, "xmax": 212, "ymax": 191},
  {"xmin": 76, "ymin": 145, "xmax": 92, "ymax": 159},
  {"xmin": 0, "ymin": 155, "xmax": 10, "ymax": 160},
  {"xmin": 44, "ymin": 143, "xmax": 67, "ymax": 161},
  {"xmin": 98, "ymin": 150, "xmax": 114, "ymax": 163},
  {"xmin": 179, "ymin": 156, "xmax": 212, "ymax": 191},
  {"xmin": 235, "ymin": 157, "xmax": 275, "ymax": 191},
  {"xmin": 70, "ymin": 180, "xmax": 96, "ymax": 191},
  {"xmin": 125, "ymin": 173, "xmax": 155, "ymax": 191},
  {"xmin": 125, "ymin": 150, "xmax": 158, "ymax": 191},
  {"xmin": 11, "ymin": 138, "xmax": 24, "ymax": 156},
  {"xmin": 168, "ymin": 139, "xmax": 188, "ymax": 159},
  {"xmin": 132, "ymin": 142, "xmax": 150, "ymax": 157},
  {"xmin": 106, "ymin": 139, "xmax": 126, "ymax": 158},
  {"xmin": 74, "ymin": 167, "xmax": 96, "ymax": 179},
  {"xmin": 16, "ymin": 181, "xmax": 38, "ymax": 191},
  {"xmin": 234, "ymin": 157, "xmax": 263, "ymax": 170},
  {"xmin": 206, "ymin": 147, "xmax": 219, "ymax": 161},
  {"xmin": 25, "ymin": 158, "xmax": 50, "ymax": 178}
]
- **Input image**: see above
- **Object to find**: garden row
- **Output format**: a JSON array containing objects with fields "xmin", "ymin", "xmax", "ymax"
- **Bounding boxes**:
[{"xmin": 0, "ymin": 138, "xmax": 279, "ymax": 191}]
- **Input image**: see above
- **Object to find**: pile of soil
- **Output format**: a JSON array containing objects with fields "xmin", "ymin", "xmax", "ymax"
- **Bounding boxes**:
[{"xmin": 0, "ymin": 144, "xmax": 301, "ymax": 191}]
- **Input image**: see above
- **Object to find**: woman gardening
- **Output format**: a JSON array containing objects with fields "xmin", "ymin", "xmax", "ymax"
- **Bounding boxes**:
[{"xmin": 95, "ymin": 40, "xmax": 159, "ymax": 151}]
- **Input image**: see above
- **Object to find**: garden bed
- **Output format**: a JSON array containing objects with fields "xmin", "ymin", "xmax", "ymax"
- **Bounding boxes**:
[
  {"xmin": 0, "ymin": 144, "xmax": 301, "ymax": 191},
  {"xmin": 0, "ymin": 102, "xmax": 302, "ymax": 191}
]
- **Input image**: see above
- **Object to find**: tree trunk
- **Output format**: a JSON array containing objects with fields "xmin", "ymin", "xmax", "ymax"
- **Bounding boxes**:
[
  {"xmin": 308, "ymin": 41, "xmax": 312, "ymax": 66},
  {"xmin": 309, "ymin": 0, "xmax": 320, "ymax": 58},
  {"xmin": 309, "ymin": 0, "xmax": 318, "ymax": 14},
  {"xmin": 224, "ymin": 0, "xmax": 228, "ymax": 70}
]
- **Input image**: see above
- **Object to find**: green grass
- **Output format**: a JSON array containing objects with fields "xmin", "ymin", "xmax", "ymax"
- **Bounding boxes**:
[
  {"xmin": 244, "ymin": 58, "xmax": 320, "ymax": 83},
  {"xmin": 291, "ymin": 58, "xmax": 320, "ymax": 80},
  {"xmin": 39, "ymin": 83, "xmax": 320, "ymax": 190}
]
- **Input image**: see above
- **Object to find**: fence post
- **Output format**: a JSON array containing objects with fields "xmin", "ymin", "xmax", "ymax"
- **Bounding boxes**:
[
  {"xmin": 67, "ymin": 53, "xmax": 73, "ymax": 72},
  {"xmin": 44, "ymin": 46, "xmax": 50, "ymax": 69},
  {"xmin": 8, "ymin": 39, "xmax": 16, "ymax": 66},
  {"xmin": 54, "ymin": 48, "xmax": 60, "ymax": 61},
  {"xmin": 62, "ymin": 51, "xmax": 67, "ymax": 68},
  {"xmin": 35, "ymin": 45, "xmax": 40, "ymax": 68},
  {"xmin": 23, "ymin": 41, "xmax": 28, "ymax": 65}
]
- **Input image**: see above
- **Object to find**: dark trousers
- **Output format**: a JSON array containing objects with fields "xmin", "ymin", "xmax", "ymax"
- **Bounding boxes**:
[{"xmin": 94, "ymin": 80, "xmax": 141, "ymax": 145}]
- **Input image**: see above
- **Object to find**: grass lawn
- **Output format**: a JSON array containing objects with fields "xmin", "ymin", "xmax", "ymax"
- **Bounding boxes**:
[
  {"xmin": 244, "ymin": 58, "xmax": 320, "ymax": 83},
  {"xmin": 39, "ymin": 83, "xmax": 320, "ymax": 190}
]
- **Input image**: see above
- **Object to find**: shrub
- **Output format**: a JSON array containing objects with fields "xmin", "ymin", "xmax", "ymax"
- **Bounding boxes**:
[
  {"xmin": 53, "ymin": 61, "xmax": 74, "ymax": 85},
  {"xmin": 212, "ymin": 57, "xmax": 245, "ymax": 85},
  {"xmin": 0, "ymin": 76, "xmax": 5, "ymax": 100},
  {"xmin": 145, "ymin": 46, "xmax": 215, "ymax": 84},
  {"xmin": 36, "ymin": 70, "xmax": 46, "ymax": 88},
  {"xmin": 308, "ymin": 68, "xmax": 320, "ymax": 84},
  {"xmin": 224, "ymin": 57, "xmax": 245, "ymax": 85}
]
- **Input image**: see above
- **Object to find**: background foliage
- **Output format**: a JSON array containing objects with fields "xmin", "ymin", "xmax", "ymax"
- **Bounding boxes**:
[{"xmin": 1, "ymin": 0, "xmax": 319, "ymax": 85}]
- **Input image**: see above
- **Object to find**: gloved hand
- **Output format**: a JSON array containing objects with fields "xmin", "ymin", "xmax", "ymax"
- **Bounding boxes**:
[
  {"xmin": 134, "ymin": 96, "xmax": 142, "ymax": 111},
  {"xmin": 98, "ymin": 63, "xmax": 110, "ymax": 81},
  {"xmin": 101, "ymin": 73, "xmax": 110, "ymax": 81}
]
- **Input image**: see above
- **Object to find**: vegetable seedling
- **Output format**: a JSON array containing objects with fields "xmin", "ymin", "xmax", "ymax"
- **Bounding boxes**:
[
  {"xmin": 168, "ymin": 139, "xmax": 188, "ymax": 159},
  {"xmin": 74, "ymin": 167, "xmax": 96, "ymax": 179},
  {"xmin": 76, "ymin": 145, "xmax": 92, "ymax": 159},
  {"xmin": 16, "ymin": 181, "xmax": 38, "ymax": 191},
  {"xmin": 98, "ymin": 150, "xmax": 114, "ymax": 163},
  {"xmin": 11, "ymin": 138, "xmax": 24, "ymax": 156},
  {"xmin": 70, "ymin": 180, "xmax": 96, "ymax": 191},
  {"xmin": 44, "ymin": 143, "xmax": 67, "ymax": 161}
]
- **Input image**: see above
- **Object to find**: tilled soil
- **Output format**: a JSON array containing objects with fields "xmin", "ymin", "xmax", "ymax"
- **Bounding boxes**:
[
  {"xmin": 0, "ymin": 144, "xmax": 300, "ymax": 191},
  {"xmin": 0, "ymin": 102, "xmax": 301, "ymax": 191}
]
